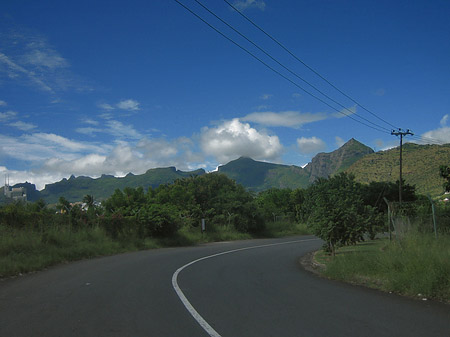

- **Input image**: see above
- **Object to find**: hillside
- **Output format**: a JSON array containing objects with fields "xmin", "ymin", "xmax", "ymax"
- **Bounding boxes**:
[
  {"xmin": 4, "ymin": 139, "xmax": 450, "ymax": 204},
  {"xmin": 304, "ymin": 138, "xmax": 374, "ymax": 182},
  {"xmin": 36, "ymin": 167, "xmax": 205, "ymax": 203},
  {"xmin": 217, "ymin": 157, "xmax": 310, "ymax": 192},
  {"xmin": 346, "ymin": 143, "xmax": 450, "ymax": 196}
]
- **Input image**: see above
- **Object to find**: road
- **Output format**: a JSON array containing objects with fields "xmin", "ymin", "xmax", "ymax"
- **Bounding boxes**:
[{"xmin": 0, "ymin": 235, "xmax": 448, "ymax": 336}]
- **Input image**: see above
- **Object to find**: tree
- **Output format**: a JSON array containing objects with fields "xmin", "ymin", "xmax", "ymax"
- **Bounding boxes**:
[
  {"xmin": 303, "ymin": 173, "xmax": 377, "ymax": 255},
  {"xmin": 439, "ymin": 165, "xmax": 450, "ymax": 192}
]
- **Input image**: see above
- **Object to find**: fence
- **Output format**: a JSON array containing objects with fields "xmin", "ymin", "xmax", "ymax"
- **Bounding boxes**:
[{"xmin": 384, "ymin": 198, "xmax": 450, "ymax": 239}]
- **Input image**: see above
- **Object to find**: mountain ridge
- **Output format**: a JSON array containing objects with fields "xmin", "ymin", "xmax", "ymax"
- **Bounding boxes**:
[{"xmin": 2, "ymin": 139, "xmax": 449, "ymax": 203}]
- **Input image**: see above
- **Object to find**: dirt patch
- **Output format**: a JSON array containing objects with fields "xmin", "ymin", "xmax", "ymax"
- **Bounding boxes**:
[{"xmin": 299, "ymin": 250, "xmax": 325, "ymax": 275}]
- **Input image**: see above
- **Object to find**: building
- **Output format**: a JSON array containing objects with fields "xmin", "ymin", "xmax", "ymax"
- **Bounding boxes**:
[{"xmin": 3, "ymin": 179, "xmax": 27, "ymax": 202}]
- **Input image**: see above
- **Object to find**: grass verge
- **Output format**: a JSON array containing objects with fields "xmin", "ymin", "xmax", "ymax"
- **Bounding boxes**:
[
  {"xmin": 1, "ymin": 221, "xmax": 309, "ymax": 278},
  {"xmin": 315, "ymin": 234, "xmax": 450, "ymax": 303}
]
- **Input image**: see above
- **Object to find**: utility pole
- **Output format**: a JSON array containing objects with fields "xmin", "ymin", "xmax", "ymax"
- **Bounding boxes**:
[{"xmin": 391, "ymin": 129, "xmax": 414, "ymax": 204}]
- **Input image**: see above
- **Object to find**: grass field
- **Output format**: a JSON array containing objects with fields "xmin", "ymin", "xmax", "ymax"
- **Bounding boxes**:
[{"xmin": 315, "ymin": 234, "xmax": 450, "ymax": 302}]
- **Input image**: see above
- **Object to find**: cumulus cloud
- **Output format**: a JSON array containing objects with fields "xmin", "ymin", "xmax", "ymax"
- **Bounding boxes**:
[
  {"xmin": 440, "ymin": 114, "xmax": 448, "ymax": 127},
  {"xmin": 200, "ymin": 118, "xmax": 283, "ymax": 163},
  {"xmin": 297, "ymin": 136, "xmax": 326, "ymax": 154},
  {"xmin": 242, "ymin": 110, "xmax": 327, "ymax": 128},
  {"xmin": 421, "ymin": 127, "xmax": 450, "ymax": 144}
]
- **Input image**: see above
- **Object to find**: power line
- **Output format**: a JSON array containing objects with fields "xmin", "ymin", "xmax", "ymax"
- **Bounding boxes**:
[
  {"xmin": 173, "ymin": 0, "xmax": 391, "ymax": 134},
  {"xmin": 222, "ymin": 0, "xmax": 400, "ymax": 131},
  {"xmin": 192, "ymin": 0, "xmax": 392, "ymax": 133}
]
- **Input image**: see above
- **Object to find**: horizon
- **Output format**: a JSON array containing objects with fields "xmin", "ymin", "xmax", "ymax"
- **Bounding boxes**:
[
  {"xmin": 1, "ymin": 1, "xmax": 449, "ymax": 190},
  {"xmin": 2, "ymin": 137, "xmax": 417, "ymax": 191}
]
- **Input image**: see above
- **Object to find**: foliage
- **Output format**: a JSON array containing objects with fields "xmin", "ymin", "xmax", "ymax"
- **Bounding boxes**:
[
  {"xmin": 303, "ymin": 173, "xmax": 382, "ymax": 255},
  {"xmin": 439, "ymin": 164, "xmax": 450, "ymax": 192},
  {"xmin": 347, "ymin": 143, "xmax": 450, "ymax": 197},
  {"xmin": 321, "ymin": 234, "xmax": 450, "ymax": 302}
]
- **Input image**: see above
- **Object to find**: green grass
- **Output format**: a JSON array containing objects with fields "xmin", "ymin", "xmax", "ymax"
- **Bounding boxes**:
[
  {"xmin": 0, "ymin": 225, "xmax": 157, "ymax": 278},
  {"xmin": 317, "ymin": 234, "xmax": 450, "ymax": 302},
  {"xmin": 259, "ymin": 221, "xmax": 311, "ymax": 238},
  {"xmin": 1, "ymin": 220, "xmax": 308, "ymax": 278}
]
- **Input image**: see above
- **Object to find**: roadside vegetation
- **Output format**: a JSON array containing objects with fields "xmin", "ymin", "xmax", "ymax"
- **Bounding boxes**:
[
  {"xmin": 2, "ymin": 168, "xmax": 449, "ymax": 304},
  {"xmin": 309, "ymin": 168, "xmax": 450, "ymax": 302},
  {"xmin": 0, "ymin": 174, "xmax": 311, "ymax": 278}
]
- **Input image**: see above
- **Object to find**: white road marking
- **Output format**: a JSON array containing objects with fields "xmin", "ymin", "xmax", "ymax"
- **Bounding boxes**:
[{"xmin": 171, "ymin": 238, "xmax": 319, "ymax": 337}]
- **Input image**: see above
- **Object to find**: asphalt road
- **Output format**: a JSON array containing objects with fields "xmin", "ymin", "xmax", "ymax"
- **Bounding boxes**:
[{"xmin": 0, "ymin": 235, "xmax": 448, "ymax": 337}]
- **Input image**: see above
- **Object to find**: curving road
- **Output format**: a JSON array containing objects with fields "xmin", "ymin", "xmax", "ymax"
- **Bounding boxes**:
[{"xmin": 0, "ymin": 235, "xmax": 448, "ymax": 336}]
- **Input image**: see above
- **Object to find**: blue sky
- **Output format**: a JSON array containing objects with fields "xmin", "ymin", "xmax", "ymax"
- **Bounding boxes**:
[{"xmin": 1, "ymin": 0, "xmax": 449, "ymax": 190}]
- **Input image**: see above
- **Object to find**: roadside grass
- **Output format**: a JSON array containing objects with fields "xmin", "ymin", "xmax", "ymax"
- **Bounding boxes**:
[
  {"xmin": 259, "ymin": 221, "xmax": 311, "ymax": 238},
  {"xmin": 0, "ymin": 225, "xmax": 157, "ymax": 278},
  {"xmin": 0, "ymin": 220, "xmax": 308, "ymax": 278},
  {"xmin": 316, "ymin": 234, "xmax": 450, "ymax": 302}
]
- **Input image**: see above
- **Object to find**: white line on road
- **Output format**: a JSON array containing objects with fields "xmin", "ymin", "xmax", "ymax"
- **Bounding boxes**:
[{"xmin": 171, "ymin": 238, "xmax": 319, "ymax": 337}]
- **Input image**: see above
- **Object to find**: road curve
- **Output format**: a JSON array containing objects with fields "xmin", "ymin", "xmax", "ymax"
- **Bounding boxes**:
[{"xmin": 0, "ymin": 235, "xmax": 448, "ymax": 337}]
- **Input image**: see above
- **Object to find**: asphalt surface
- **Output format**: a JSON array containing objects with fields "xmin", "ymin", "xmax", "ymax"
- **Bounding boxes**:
[{"xmin": 0, "ymin": 235, "xmax": 448, "ymax": 337}]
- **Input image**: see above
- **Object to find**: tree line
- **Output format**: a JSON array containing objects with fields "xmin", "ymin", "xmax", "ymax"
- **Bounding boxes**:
[{"xmin": 0, "ymin": 171, "xmax": 434, "ymax": 251}]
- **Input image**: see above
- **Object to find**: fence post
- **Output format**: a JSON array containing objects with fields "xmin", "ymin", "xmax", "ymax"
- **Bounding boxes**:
[
  {"xmin": 383, "ymin": 197, "xmax": 392, "ymax": 242},
  {"xmin": 427, "ymin": 195, "xmax": 438, "ymax": 239}
]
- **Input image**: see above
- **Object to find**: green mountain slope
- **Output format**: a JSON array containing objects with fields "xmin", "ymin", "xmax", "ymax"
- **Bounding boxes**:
[
  {"xmin": 304, "ymin": 138, "xmax": 374, "ymax": 182},
  {"xmin": 217, "ymin": 157, "xmax": 310, "ymax": 192},
  {"xmin": 37, "ymin": 167, "xmax": 206, "ymax": 203},
  {"xmin": 346, "ymin": 143, "xmax": 450, "ymax": 196}
]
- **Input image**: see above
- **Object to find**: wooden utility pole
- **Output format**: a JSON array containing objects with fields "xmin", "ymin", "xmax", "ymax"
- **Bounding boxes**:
[{"xmin": 391, "ymin": 129, "xmax": 414, "ymax": 203}]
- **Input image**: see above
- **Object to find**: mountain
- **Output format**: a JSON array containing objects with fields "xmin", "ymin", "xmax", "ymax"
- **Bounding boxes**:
[
  {"xmin": 303, "ymin": 138, "xmax": 374, "ymax": 182},
  {"xmin": 4, "ymin": 138, "xmax": 449, "ymax": 204},
  {"xmin": 217, "ymin": 157, "xmax": 310, "ymax": 192},
  {"xmin": 36, "ymin": 167, "xmax": 206, "ymax": 204},
  {"xmin": 346, "ymin": 143, "xmax": 450, "ymax": 196}
]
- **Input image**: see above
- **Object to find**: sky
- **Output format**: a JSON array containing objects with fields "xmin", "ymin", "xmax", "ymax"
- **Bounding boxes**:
[{"xmin": 1, "ymin": 0, "xmax": 450, "ymax": 190}]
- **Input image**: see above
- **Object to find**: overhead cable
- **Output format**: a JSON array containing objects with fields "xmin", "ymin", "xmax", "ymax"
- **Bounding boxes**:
[
  {"xmin": 194, "ymin": 0, "xmax": 392, "ymax": 132},
  {"xmin": 173, "ymin": 0, "xmax": 391, "ymax": 134},
  {"xmin": 222, "ymin": 0, "xmax": 400, "ymax": 131}
]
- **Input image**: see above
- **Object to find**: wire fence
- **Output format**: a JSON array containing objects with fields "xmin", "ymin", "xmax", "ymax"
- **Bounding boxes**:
[{"xmin": 385, "ymin": 198, "xmax": 450, "ymax": 239}]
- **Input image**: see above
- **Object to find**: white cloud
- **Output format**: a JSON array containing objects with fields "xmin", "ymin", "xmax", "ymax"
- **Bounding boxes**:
[
  {"xmin": 332, "ymin": 105, "xmax": 357, "ymax": 119},
  {"xmin": 200, "ymin": 118, "xmax": 283, "ymax": 163},
  {"xmin": 76, "ymin": 119, "xmax": 142, "ymax": 140},
  {"xmin": 233, "ymin": 0, "xmax": 266, "ymax": 11},
  {"xmin": 421, "ymin": 127, "xmax": 450, "ymax": 144},
  {"xmin": 22, "ymin": 49, "xmax": 69, "ymax": 69},
  {"xmin": 106, "ymin": 120, "xmax": 142, "ymax": 139},
  {"xmin": 0, "ymin": 110, "xmax": 18, "ymax": 122},
  {"xmin": 0, "ymin": 52, "xmax": 54, "ymax": 93},
  {"xmin": 297, "ymin": 136, "xmax": 326, "ymax": 154},
  {"xmin": 335, "ymin": 136, "xmax": 345, "ymax": 147},
  {"xmin": 0, "ymin": 100, "xmax": 7, "ymax": 106},
  {"xmin": 116, "ymin": 99, "xmax": 140, "ymax": 111},
  {"xmin": 98, "ymin": 103, "xmax": 115, "ymax": 111},
  {"xmin": 9, "ymin": 121, "xmax": 37, "ymax": 131},
  {"xmin": 242, "ymin": 110, "xmax": 327, "ymax": 128},
  {"xmin": 440, "ymin": 114, "xmax": 448, "ymax": 127}
]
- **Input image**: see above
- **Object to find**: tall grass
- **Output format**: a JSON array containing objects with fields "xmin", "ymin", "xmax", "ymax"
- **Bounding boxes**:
[
  {"xmin": 0, "ymin": 225, "xmax": 155, "ymax": 278},
  {"xmin": 322, "ymin": 233, "xmax": 450, "ymax": 302}
]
